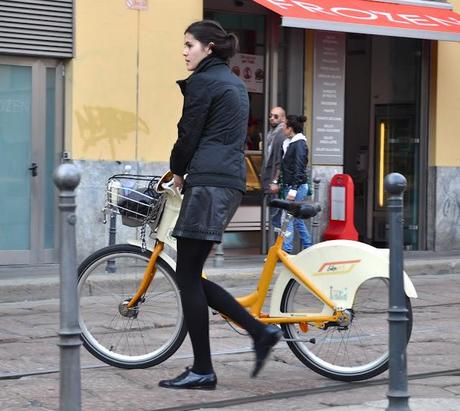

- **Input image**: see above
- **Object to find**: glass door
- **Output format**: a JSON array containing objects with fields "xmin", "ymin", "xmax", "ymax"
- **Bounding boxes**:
[
  {"xmin": 374, "ymin": 104, "xmax": 420, "ymax": 248},
  {"xmin": 0, "ymin": 57, "xmax": 63, "ymax": 265},
  {"xmin": 369, "ymin": 36, "xmax": 424, "ymax": 250}
]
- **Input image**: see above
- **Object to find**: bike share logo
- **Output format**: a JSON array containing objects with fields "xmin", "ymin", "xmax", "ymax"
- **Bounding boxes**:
[{"xmin": 313, "ymin": 259, "xmax": 361, "ymax": 276}]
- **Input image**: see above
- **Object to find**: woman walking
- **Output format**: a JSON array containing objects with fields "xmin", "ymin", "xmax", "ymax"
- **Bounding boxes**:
[
  {"xmin": 279, "ymin": 115, "xmax": 312, "ymax": 253},
  {"xmin": 159, "ymin": 20, "xmax": 281, "ymax": 390}
]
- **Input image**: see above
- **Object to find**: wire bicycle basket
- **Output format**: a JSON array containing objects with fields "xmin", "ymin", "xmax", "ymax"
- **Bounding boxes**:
[{"xmin": 105, "ymin": 174, "xmax": 166, "ymax": 230}]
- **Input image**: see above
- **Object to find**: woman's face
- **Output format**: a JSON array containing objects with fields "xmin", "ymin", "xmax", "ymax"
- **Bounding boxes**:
[
  {"xmin": 183, "ymin": 33, "xmax": 211, "ymax": 71},
  {"xmin": 284, "ymin": 124, "xmax": 293, "ymax": 137}
]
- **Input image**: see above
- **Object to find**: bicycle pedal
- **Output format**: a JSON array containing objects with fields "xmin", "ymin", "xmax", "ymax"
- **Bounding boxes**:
[{"xmin": 282, "ymin": 337, "xmax": 316, "ymax": 344}]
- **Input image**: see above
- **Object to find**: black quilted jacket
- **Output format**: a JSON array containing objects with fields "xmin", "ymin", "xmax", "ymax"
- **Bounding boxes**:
[{"xmin": 170, "ymin": 56, "xmax": 249, "ymax": 193}]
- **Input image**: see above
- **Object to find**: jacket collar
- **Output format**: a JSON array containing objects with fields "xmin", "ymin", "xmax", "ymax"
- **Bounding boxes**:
[
  {"xmin": 176, "ymin": 56, "xmax": 227, "ymax": 95},
  {"xmin": 282, "ymin": 133, "xmax": 306, "ymax": 155}
]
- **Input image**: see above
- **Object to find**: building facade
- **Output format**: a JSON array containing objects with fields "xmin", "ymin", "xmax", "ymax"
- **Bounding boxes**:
[{"xmin": 1, "ymin": 0, "xmax": 459, "ymax": 267}]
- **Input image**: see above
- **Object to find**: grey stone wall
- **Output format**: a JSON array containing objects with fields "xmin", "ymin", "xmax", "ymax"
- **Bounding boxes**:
[
  {"xmin": 72, "ymin": 162, "xmax": 460, "ymax": 258},
  {"xmin": 73, "ymin": 160, "xmax": 169, "ymax": 263},
  {"xmin": 433, "ymin": 166, "xmax": 460, "ymax": 251}
]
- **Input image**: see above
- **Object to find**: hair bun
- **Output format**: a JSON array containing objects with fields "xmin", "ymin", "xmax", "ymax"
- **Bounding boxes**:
[{"xmin": 297, "ymin": 115, "xmax": 307, "ymax": 123}]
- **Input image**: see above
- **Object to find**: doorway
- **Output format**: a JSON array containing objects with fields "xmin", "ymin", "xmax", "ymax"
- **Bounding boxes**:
[
  {"xmin": 0, "ymin": 57, "xmax": 63, "ymax": 265},
  {"xmin": 344, "ymin": 35, "xmax": 428, "ymax": 249}
]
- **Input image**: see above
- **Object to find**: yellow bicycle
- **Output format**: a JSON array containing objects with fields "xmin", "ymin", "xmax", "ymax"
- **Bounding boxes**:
[{"xmin": 77, "ymin": 171, "xmax": 417, "ymax": 382}]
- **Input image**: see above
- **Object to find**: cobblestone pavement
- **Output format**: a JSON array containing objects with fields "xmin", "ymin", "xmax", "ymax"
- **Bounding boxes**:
[{"xmin": 0, "ymin": 272, "xmax": 459, "ymax": 410}]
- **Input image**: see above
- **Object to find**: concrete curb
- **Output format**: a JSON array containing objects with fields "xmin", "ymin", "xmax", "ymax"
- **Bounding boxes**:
[
  {"xmin": 1, "ymin": 256, "xmax": 459, "ymax": 303},
  {"xmin": 0, "ymin": 266, "xmax": 262, "ymax": 304},
  {"xmin": 404, "ymin": 257, "xmax": 460, "ymax": 275}
]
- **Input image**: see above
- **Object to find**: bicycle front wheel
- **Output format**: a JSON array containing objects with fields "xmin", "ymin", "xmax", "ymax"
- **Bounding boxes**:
[
  {"xmin": 281, "ymin": 277, "xmax": 412, "ymax": 381},
  {"xmin": 78, "ymin": 244, "xmax": 186, "ymax": 368}
]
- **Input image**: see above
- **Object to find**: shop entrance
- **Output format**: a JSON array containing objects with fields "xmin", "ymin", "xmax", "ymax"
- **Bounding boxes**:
[
  {"xmin": 0, "ymin": 57, "xmax": 63, "ymax": 265},
  {"xmin": 204, "ymin": 2, "xmax": 305, "ymax": 253},
  {"xmin": 344, "ymin": 35, "xmax": 428, "ymax": 249}
]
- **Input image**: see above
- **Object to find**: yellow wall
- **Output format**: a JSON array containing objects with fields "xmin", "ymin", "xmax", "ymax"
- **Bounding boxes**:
[
  {"xmin": 67, "ymin": 0, "xmax": 202, "ymax": 161},
  {"xmin": 433, "ymin": 0, "xmax": 460, "ymax": 167}
]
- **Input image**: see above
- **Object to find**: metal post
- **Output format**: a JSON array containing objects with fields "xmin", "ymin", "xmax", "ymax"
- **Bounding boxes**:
[
  {"xmin": 384, "ymin": 173, "xmax": 411, "ymax": 411},
  {"xmin": 213, "ymin": 242, "xmax": 225, "ymax": 268},
  {"xmin": 311, "ymin": 177, "xmax": 321, "ymax": 244},
  {"xmin": 261, "ymin": 194, "xmax": 269, "ymax": 255},
  {"xmin": 109, "ymin": 214, "xmax": 117, "ymax": 246},
  {"xmin": 54, "ymin": 163, "xmax": 82, "ymax": 411},
  {"xmin": 105, "ymin": 213, "xmax": 117, "ymax": 273}
]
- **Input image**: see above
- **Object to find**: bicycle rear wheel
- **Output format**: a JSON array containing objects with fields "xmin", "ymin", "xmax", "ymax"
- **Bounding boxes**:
[
  {"xmin": 280, "ymin": 277, "xmax": 412, "ymax": 381},
  {"xmin": 78, "ymin": 244, "xmax": 186, "ymax": 368}
]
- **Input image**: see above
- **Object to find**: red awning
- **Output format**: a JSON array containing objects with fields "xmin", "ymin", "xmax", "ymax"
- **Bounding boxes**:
[{"xmin": 253, "ymin": 0, "xmax": 460, "ymax": 41}]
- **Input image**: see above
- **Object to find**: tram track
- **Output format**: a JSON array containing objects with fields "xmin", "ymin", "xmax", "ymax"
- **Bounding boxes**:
[
  {"xmin": 0, "ymin": 346, "xmax": 257, "ymax": 381},
  {"xmin": 151, "ymin": 368, "xmax": 460, "ymax": 411},
  {"xmin": 1, "ymin": 357, "xmax": 459, "ymax": 410}
]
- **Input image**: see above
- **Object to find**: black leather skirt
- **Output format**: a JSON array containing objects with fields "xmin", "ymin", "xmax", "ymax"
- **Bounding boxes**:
[{"xmin": 172, "ymin": 186, "xmax": 242, "ymax": 243}]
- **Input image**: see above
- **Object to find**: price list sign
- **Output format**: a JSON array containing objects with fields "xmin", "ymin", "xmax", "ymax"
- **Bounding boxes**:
[{"xmin": 312, "ymin": 31, "xmax": 345, "ymax": 165}]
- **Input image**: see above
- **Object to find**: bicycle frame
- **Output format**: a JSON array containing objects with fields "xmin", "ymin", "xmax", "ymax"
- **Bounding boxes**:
[
  {"xmin": 125, "ymin": 172, "xmax": 416, "ymax": 326},
  {"xmin": 234, "ymin": 217, "xmax": 341, "ymax": 325},
  {"xmin": 127, "ymin": 211, "xmax": 342, "ymax": 326}
]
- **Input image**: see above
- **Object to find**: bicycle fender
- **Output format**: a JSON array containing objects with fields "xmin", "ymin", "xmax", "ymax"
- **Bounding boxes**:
[{"xmin": 269, "ymin": 240, "xmax": 417, "ymax": 316}]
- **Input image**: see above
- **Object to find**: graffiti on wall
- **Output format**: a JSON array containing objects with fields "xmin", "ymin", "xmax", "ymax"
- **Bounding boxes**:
[
  {"xmin": 76, "ymin": 106, "xmax": 149, "ymax": 158},
  {"xmin": 438, "ymin": 172, "xmax": 460, "ymax": 247}
]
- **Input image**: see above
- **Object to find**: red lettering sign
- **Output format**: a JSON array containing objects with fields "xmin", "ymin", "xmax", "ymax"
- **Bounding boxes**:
[{"xmin": 254, "ymin": 0, "xmax": 460, "ymax": 39}]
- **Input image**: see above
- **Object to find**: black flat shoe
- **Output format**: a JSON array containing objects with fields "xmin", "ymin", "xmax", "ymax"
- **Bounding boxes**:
[
  {"xmin": 159, "ymin": 368, "xmax": 217, "ymax": 390},
  {"xmin": 252, "ymin": 325, "xmax": 283, "ymax": 378}
]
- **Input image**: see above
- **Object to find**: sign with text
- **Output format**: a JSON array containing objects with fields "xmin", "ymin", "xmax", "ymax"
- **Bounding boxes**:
[
  {"xmin": 126, "ymin": 0, "xmax": 148, "ymax": 10},
  {"xmin": 312, "ymin": 31, "xmax": 345, "ymax": 165},
  {"xmin": 229, "ymin": 53, "xmax": 264, "ymax": 94},
  {"xmin": 253, "ymin": 0, "xmax": 460, "ymax": 41}
]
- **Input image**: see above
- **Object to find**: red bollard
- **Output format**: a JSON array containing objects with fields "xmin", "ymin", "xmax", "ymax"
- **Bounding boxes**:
[{"xmin": 323, "ymin": 174, "xmax": 358, "ymax": 241}]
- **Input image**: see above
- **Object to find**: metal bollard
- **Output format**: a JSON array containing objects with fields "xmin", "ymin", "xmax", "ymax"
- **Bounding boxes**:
[
  {"xmin": 261, "ymin": 194, "xmax": 268, "ymax": 255},
  {"xmin": 105, "ymin": 213, "xmax": 117, "ymax": 273},
  {"xmin": 213, "ymin": 242, "xmax": 225, "ymax": 267},
  {"xmin": 384, "ymin": 173, "xmax": 411, "ymax": 411},
  {"xmin": 54, "ymin": 163, "xmax": 82, "ymax": 411},
  {"xmin": 311, "ymin": 177, "xmax": 321, "ymax": 244}
]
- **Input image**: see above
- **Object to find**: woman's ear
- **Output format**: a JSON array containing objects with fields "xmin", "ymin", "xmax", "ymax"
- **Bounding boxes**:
[{"xmin": 207, "ymin": 42, "xmax": 215, "ymax": 55}]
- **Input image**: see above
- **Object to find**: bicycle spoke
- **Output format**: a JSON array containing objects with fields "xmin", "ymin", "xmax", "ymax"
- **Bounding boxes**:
[
  {"xmin": 280, "ymin": 276, "xmax": 406, "ymax": 380},
  {"xmin": 78, "ymin": 247, "xmax": 186, "ymax": 367}
]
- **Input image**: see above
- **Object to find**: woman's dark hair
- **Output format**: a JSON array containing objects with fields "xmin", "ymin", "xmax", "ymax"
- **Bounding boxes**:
[
  {"xmin": 185, "ymin": 20, "xmax": 239, "ymax": 60},
  {"xmin": 286, "ymin": 115, "xmax": 307, "ymax": 134}
]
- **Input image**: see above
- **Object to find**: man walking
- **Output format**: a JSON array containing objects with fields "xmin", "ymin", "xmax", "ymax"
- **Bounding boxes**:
[{"xmin": 261, "ymin": 106, "xmax": 286, "ymax": 238}]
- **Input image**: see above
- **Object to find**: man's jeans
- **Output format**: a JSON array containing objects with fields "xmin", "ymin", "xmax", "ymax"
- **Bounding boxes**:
[{"xmin": 282, "ymin": 183, "xmax": 312, "ymax": 253}]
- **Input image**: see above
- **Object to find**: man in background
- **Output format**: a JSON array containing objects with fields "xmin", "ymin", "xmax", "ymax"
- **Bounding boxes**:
[{"xmin": 261, "ymin": 106, "xmax": 286, "ymax": 241}]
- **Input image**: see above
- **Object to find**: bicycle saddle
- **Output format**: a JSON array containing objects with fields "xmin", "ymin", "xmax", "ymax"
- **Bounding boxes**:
[{"xmin": 269, "ymin": 199, "xmax": 321, "ymax": 219}]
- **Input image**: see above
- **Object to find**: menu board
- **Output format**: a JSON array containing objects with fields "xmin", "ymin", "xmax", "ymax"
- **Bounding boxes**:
[
  {"xmin": 229, "ymin": 53, "xmax": 264, "ymax": 94},
  {"xmin": 312, "ymin": 31, "xmax": 345, "ymax": 165}
]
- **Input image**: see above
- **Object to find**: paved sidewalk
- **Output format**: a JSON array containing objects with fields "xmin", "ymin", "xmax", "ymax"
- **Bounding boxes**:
[
  {"xmin": 1, "ymin": 261, "xmax": 459, "ymax": 409},
  {"xmin": 318, "ymin": 398, "xmax": 460, "ymax": 411},
  {"xmin": 318, "ymin": 397, "xmax": 460, "ymax": 410}
]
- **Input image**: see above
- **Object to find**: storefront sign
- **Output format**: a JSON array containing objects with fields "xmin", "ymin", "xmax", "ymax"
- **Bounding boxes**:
[
  {"xmin": 229, "ymin": 53, "xmax": 264, "ymax": 94},
  {"xmin": 253, "ymin": 0, "xmax": 460, "ymax": 41},
  {"xmin": 312, "ymin": 31, "xmax": 345, "ymax": 165},
  {"xmin": 126, "ymin": 0, "xmax": 148, "ymax": 10}
]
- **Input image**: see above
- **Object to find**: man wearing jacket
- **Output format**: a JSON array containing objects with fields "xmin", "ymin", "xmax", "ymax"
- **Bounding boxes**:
[{"xmin": 261, "ymin": 106, "xmax": 286, "ymax": 237}]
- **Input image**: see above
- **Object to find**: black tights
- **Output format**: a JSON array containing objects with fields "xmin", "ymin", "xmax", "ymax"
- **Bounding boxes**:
[{"xmin": 175, "ymin": 237, "xmax": 266, "ymax": 374}]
